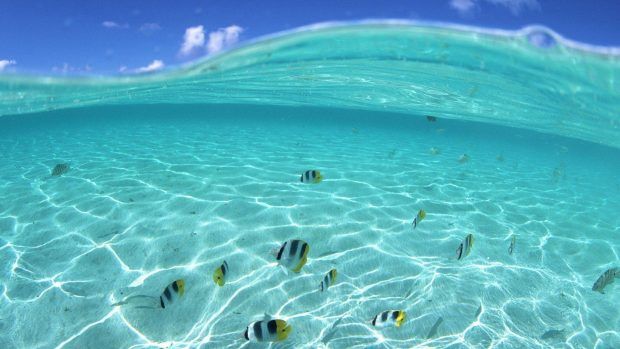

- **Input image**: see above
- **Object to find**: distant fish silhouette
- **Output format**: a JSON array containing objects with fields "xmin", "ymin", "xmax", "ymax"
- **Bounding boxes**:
[
  {"xmin": 540, "ymin": 328, "xmax": 565, "ymax": 341},
  {"xmin": 426, "ymin": 115, "xmax": 437, "ymax": 122},
  {"xmin": 592, "ymin": 268, "xmax": 618, "ymax": 294},
  {"xmin": 51, "ymin": 163, "xmax": 70, "ymax": 176},
  {"xmin": 426, "ymin": 316, "xmax": 443, "ymax": 339}
]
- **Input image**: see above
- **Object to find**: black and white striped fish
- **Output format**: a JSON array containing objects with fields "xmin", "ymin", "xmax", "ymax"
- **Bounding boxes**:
[
  {"xmin": 213, "ymin": 261, "xmax": 229, "ymax": 287},
  {"xmin": 243, "ymin": 319, "xmax": 292, "ymax": 342},
  {"xmin": 592, "ymin": 267, "xmax": 618, "ymax": 294},
  {"xmin": 319, "ymin": 269, "xmax": 337, "ymax": 292},
  {"xmin": 371, "ymin": 310, "xmax": 406, "ymax": 328},
  {"xmin": 300, "ymin": 170, "xmax": 323, "ymax": 184},
  {"xmin": 272, "ymin": 239, "xmax": 310, "ymax": 273},
  {"xmin": 159, "ymin": 279, "xmax": 185, "ymax": 309},
  {"xmin": 456, "ymin": 234, "xmax": 474, "ymax": 261}
]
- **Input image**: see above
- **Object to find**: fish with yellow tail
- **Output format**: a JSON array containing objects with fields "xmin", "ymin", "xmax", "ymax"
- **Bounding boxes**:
[
  {"xmin": 371, "ymin": 310, "xmax": 406, "ymax": 328},
  {"xmin": 319, "ymin": 269, "xmax": 337, "ymax": 292},
  {"xmin": 592, "ymin": 268, "xmax": 619, "ymax": 294},
  {"xmin": 456, "ymin": 234, "xmax": 474, "ymax": 261},
  {"xmin": 243, "ymin": 319, "xmax": 292, "ymax": 342},
  {"xmin": 213, "ymin": 261, "xmax": 229, "ymax": 287},
  {"xmin": 111, "ymin": 279, "xmax": 185, "ymax": 310},
  {"xmin": 272, "ymin": 239, "xmax": 310, "ymax": 273},
  {"xmin": 412, "ymin": 209, "xmax": 426, "ymax": 229},
  {"xmin": 300, "ymin": 170, "xmax": 323, "ymax": 184}
]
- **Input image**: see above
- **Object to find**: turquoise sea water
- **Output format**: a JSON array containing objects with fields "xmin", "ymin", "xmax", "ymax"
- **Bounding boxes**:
[{"xmin": 1, "ymin": 23, "xmax": 619, "ymax": 349}]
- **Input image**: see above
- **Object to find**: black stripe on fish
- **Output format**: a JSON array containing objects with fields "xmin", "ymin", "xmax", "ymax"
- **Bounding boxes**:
[
  {"xmin": 456, "ymin": 243, "xmax": 463, "ymax": 260},
  {"xmin": 160, "ymin": 296, "xmax": 165, "ymax": 308},
  {"xmin": 277, "ymin": 241, "xmax": 287, "ymax": 260},
  {"xmin": 172, "ymin": 281, "xmax": 179, "ymax": 293},
  {"xmin": 305, "ymin": 171, "xmax": 310, "ymax": 181},
  {"xmin": 300, "ymin": 174, "xmax": 303, "ymax": 182},
  {"xmin": 223, "ymin": 260, "xmax": 228, "ymax": 271},
  {"xmin": 244, "ymin": 327, "xmax": 249, "ymax": 340},
  {"xmin": 312, "ymin": 170, "xmax": 316, "ymax": 179},
  {"xmin": 371, "ymin": 315, "xmax": 377, "ymax": 326},
  {"xmin": 381, "ymin": 311, "xmax": 388, "ymax": 322},
  {"xmin": 220, "ymin": 264, "xmax": 226, "ymax": 276},
  {"xmin": 290, "ymin": 240, "xmax": 299, "ymax": 257},
  {"xmin": 164, "ymin": 287, "xmax": 172, "ymax": 301},
  {"xmin": 392, "ymin": 311, "xmax": 399, "ymax": 320},
  {"xmin": 300, "ymin": 242, "xmax": 308, "ymax": 258},
  {"xmin": 267, "ymin": 320, "xmax": 277, "ymax": 335},
  {"xmin": 253, "ymin": 322, "xmax": 263, "ymax": 341}
]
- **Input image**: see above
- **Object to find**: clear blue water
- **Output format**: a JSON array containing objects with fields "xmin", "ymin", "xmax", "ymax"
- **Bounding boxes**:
[{"xmin": 0, "ymin": 23, "xmax": 619, "ymax": 349}]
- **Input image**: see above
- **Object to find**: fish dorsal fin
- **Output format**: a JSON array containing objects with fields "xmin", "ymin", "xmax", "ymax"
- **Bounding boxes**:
[{"xmin": 263, "ymin": 312, "xmax": 273, "ymax": 320}]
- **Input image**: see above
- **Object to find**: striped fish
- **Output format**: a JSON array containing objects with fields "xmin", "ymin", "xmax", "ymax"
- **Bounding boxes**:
[
  {"xmin": 51, "ymin": 163, "xmax": 70, "ymax": 176},
  {"xmin": 456, "ymin": 234, "xmax": 474, "ymax": 261},
  {"xmin": 508, "ymin": 235, "xmax": 516, "ymax": 255},
  {"xmin": 243, "ymin": 319, "xmax": 292, "ymax": 342},
  {"xmin": 159, "ymin": 279, "xmax": 185, "ymax": 309},
  {"xmin": 273, "ymin": 239, "xmax": 310, "ymax": 273},
  {"xmin": 300, "ymin": 170, "xmax": 323, "ymax": 184},
  {"xmin": 371, "ymin": 310, "xmax": 406, "ymax": 328},
  {"xmin": 319, "ymin": 269, "xmax": 337, "ymax": 292},
  {"xmin": 412, "ymin": 209, "xmax": 426, "ymax": 229},
  {"xmin": 213, "ymin": 261, "xmax": 229, "ymax": 287},
  {"xmin": 592, "ymin": 268, "xmax": 618, "ymax": 294}
]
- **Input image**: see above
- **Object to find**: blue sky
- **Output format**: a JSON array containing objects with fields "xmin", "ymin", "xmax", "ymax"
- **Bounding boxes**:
[{"xmin": 1, "ymin": 0, "xmax": 619, "ymax": 75}]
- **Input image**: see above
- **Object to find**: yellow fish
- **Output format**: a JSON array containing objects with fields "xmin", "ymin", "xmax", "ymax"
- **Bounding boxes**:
[
  {"xmin": 213, "ymin": 261, "xmax": 229, "ymax": 287},
  {"xmin": 272, "ymin": 239, "xmax": 310, "ymax": 273},
  {"xmin": 412, "ymin": 209, "xmax": 426, "ymax": 229},
  {"xmin": 300, "ymin": 170, "xmax": 323, "ymax": 184},
  {"xmin": 243, "ymin": 319, "xmax": 292, "ymax": 342},
  {"xmin": 371, "ymin": 310, "xmax": 406, "ymax": 328}
]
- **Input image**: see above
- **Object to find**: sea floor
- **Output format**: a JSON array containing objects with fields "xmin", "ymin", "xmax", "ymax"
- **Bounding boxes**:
[{"xmin": 0, "ymin": 104, "xmax": 619, "ymax": 349}]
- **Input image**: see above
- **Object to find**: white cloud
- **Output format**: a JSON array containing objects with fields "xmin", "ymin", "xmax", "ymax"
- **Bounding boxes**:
[
  {"xmin": 450, "ymin": 0, "xmax": 539, "ymax": 15},
  {"xmin": 102, "ymin": 21, "xmax": 129, "ymax": 29},
  {"xmin": 450, "ymin": 0, "xmax": 476, "ymax": 13},
  {"xmin": 135, "ymin": 60, "xmax": 164, "ymax": 73},
  {"xmin": 139, "ymin": 22, "xmax": 161, "ymax": 34},
  {"xmin": 0, "ymin": 59, "xmax": 16, "ymax": 72},
  {"xmin": 179, "ymin": 25, "xmax": 205, "ymax": 56},
  {"xmin": 206, "ymin": 25, "xmax": 244, "ymax": 54}
]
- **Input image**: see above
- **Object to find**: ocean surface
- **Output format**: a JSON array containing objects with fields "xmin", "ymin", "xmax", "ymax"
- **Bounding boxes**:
[{"xmin": 0, "ymin": 22, "xmax": 619, "ymax": 349}]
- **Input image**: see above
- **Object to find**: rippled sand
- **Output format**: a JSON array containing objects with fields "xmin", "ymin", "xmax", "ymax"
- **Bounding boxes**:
[{"xmin": 0, "ymin": 105, "xmax": 619, "ymax": 348}]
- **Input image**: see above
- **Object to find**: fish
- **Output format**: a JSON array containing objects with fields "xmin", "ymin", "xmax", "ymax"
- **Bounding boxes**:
[
  {"xmin": 213, "ymin": 261, "xmax": 229, "ymax": 287},
  {"xmin": 456, "ymin": 234, "xmax": 474, "ymax": 261},
  {"xmin": 496, "ymin": 154, "xmax": 505, "ymax": 162},
  {"xmin": 412, "ymin": 209, "xmax": 426, "ymax": 229},
  {"xmin": 321, "ymin": 317, "xmax": 343, "ymax": 344},
  {"xmin": 426, "ymin": 316, "xmax": 443, "ymax": 339},
  {"xmin": 508, "ymin": 235, "xmax": 516, "ymax": 255},
  {"xmin": 159, "ymin": 279, "xmax": 185, "ymax": 309},
  {"xmin": 474, "ymin": 304, "xmax": 482, "ymax": 319},
  {"xmin": 319, "ymin": 269, "xmax": 337, "ymax": 292},
  {"xmin": 243, "ymin": 319, "xmax": 292, "ymax": 342},
  {"xmin": 272, "ymin": 239, "xmax": 310, "ymax": 273},
  {"xmin": 592, "ymin": 268, "xmax": 619, "ymax": 294},
  {"xmin": 458, "ymin": 154, "xmax": 470, "ymax": 164},
  {"xmin": 371, "ymin": 310, "xmax": 406, "ymax": 328},
  {"xmin": 541, "ymin": 328, "xmax": 565, "ymax": 340},
  {"xmin": 51, "ymin": 163, "xmax": 70, "ymax": 176},
  {"xmin": 429, "ymin": 147, "xmax": 441, "ymax": 155},
  {"xmin": 426, "ymin": 115, "xmax": 437, "ymax": 122},
  {"xmin": 300, "ymin": 170, "xmax": 323, "ymax": 184},
  {"xmin": 111, "ymin": 279, "xmax": 185, "ymax": 309}
]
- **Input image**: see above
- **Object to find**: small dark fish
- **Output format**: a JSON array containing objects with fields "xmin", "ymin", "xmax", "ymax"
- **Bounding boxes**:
[
  {"xmin": 426, "ymin": 317, "xmax": 443, "ymax": 339},
  {"xmin": 592, "ymin": 268, "xmax": 618, "ymax": 294},
  {"xmin": 426, "ymin": 115, "xmax": 437, "ymax": 122},
  {"xmin": 508, "ymin": 235, "xmax": 516, "ymax": 255},
  {"xmin": 321, "ymin": 317, "xmax": 343, "ymax": 344},
  {"xmin": 541, "ymin": 328, "xmax": 565, "ymax": 340},
  {"xmin": 474, "ymin": 304, "xmax": 482, "ymax": 318},
  {"xmin": 51, "ymin": 163, "xmax": 70, "ymax": 176}
]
